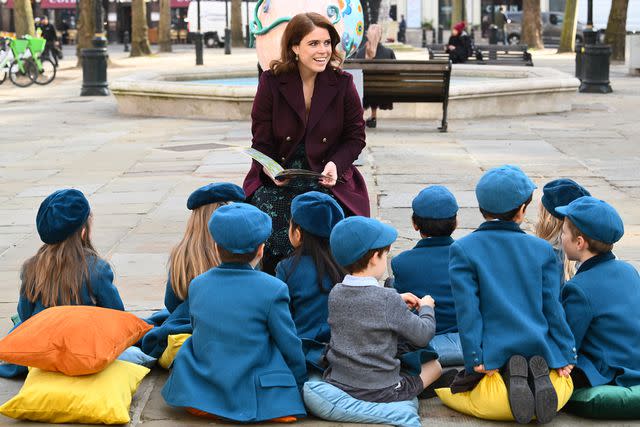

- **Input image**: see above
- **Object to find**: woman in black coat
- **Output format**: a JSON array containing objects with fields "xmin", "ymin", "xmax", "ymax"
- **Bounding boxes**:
[
  {"xmin": 446, "ymin": 21, "xmax": 472, "ymax": 64},
  {"xmin": 354, "ymin": 24, "xmax": 396, "ymax": 128}
]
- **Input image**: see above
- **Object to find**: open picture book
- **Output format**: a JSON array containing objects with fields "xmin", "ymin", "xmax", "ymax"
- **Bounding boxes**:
[{"xmin": 240, "ymin": 148, "xmax": 339, "ymax": 182}]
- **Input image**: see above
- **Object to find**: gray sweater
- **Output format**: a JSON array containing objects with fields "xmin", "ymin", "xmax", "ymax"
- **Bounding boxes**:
[{"xmin": 324, "ymin": 278, "xmax": 436, "ymax": 389}]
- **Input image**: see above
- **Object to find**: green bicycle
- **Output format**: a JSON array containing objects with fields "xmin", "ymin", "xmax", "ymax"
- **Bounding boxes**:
[
  {"xmin": 0, "ymin": 37, "xmax": 37, "ymax": 87},
  {"xmin": 24, "ymin": 35, "xmax": 56, "ymax": 85}
]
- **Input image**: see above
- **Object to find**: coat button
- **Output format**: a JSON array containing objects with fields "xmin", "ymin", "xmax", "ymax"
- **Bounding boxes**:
[
  {"xmin": 572, "ymin": 347, "xmax": 577, "ymax": 352},
  {"xmin": 322, "ymin": 137, "xmax": 327, "ymax": 143},
  {"xmin": 281, "ymin": 157, "xmax": 286, "ymax": 162},
  {"xmin": 286, "ymin": 136, "xmax": 292, "ymax": 142}
]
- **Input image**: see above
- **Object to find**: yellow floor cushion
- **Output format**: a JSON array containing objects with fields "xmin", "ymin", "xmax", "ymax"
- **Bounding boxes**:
[
  {"xmin": 158, "ymin": 333, "xmax": 192, "ymax": 369},
  {"xmin": 436, "ymin": 371, "xmax": 573, "ymax": 421},
  {"xmin": 0, "ymin": 360, "xmax": 150, "ymax": 424}
]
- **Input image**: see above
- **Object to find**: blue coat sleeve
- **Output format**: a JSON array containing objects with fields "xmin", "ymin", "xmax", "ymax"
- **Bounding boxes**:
[
  {"xmin": 90, "ymin": 259, "xmax": 125, "ymax": 311},
  {"xmin": 164, "ymin": 274, "xmax": 182, "ymax": 314},
  {"xmin": 267, "ymin": 285, "xmax": 307, "ymax": 387},
  {"xmin": 541, "ymin": 247, "xmax": 576, "ymax": 365},
  {"xmin": 17, "ymin": 294, "xmax": 34, "ymax": 323},
  {"xmin": 449, "ymin": 242, "xmax": 484, "ymax": 371},
  {"xmin": 275, "ymin": 260, "xmax": 296, "ymax": 318},
  {"xmin": 561, "ymin": 280, "xmax": 592, "ymax": 351}
]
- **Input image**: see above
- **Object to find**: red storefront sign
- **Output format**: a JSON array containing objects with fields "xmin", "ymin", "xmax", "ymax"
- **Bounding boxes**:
[
  {"xmin": 4, "ymin": 0, "xmax": 14, "ymax": 8},
  {"xmin": 170, "ymin": 0, "xmax": 190, "ymax": 8},
  {"xmin": 40, "ymin": 0, "xmax": 76, "ymax": 8}
]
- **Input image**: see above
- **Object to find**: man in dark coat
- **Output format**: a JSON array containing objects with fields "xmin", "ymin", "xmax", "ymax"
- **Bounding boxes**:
[{"xmin": 40, "ymin": 16, "xmax": 60, "ymax": 66}]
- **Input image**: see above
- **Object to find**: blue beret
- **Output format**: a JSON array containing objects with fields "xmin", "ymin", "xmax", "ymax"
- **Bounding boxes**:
[
  {"xmin": 476, "ymin": 165, "xmax": 537, "ymax": 214},
  {"xmin": 36, "ymin": 189, "xmax": 91, "ymax": 244},
  {"xmin": 412, "ymin": 185, "xmax": 459, "ymax": 219},
  {"xmin": 556, "ymin": 197, "xmax": 624, "ymax": 244},
  {"xmin": 291, "ymin": 192, "xmax": 344, "ymax": 238},
  {"xmin": 330, "ymin": 216, "xmax": 397, "ymax": 267},
  {"xmin": 187, "ymin": 183, "xmax": 245, "ymax": 210},
  {"xmin": 208, "ymin": 203, "xmax": 272, "ymax": 254},
  {"xmin": 541, "ymin": 179, "xmax": 591, "ymax": 219}
]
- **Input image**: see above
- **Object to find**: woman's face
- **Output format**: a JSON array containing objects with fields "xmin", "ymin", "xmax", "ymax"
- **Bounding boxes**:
[
  {"xmin": 452, "ymin": 28, "xmax": 459, "ymax": 36},
  {"xmin": 292, "ymin": 26, "xmax": 332, "ymax": 75}
]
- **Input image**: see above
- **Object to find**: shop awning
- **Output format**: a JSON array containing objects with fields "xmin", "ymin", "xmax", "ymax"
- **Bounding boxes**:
[
  {"xmin": 170, "ymin": 0, "xmax": 190, "ymax": 8},
  {"xmin": 40, "ymin": 0, "xmax": 77, "ymax": 8}
]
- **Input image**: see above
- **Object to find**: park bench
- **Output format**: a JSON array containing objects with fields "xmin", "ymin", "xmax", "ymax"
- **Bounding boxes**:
[
  {"xmin": 426, "ymin": 44, "xmax": 534, "ymax": 66},
  {"xmin": 344, "ymin": 59, "xmax": 452, "ymax": 132}
]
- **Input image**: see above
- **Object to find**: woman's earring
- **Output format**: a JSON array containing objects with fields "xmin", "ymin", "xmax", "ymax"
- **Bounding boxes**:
[{"xmin": 295, "ymin": 54, "xmax": 299, "ymax": 61}]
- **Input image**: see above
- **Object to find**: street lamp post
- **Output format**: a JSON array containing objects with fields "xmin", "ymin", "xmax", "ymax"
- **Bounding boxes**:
[
  {"xmin": 81, "ymin": 0, "xmax": 110, "ymax": 96},
  {"xmin": 194, "ymin": 0, "xmax": 203, "ymax": 65},
  {"xmin": 579, "ymin": 0, "xmax": 612, "ymax": 93}
]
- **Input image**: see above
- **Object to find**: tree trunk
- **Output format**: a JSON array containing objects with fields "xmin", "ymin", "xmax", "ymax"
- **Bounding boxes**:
[
  {"xmin": 231, "ymin": 0, "xmax": 243, "ymax": 47},
  {"xmin": 558, "ymin": 0, "xmax": 577, "ymax": 52},
  {"xmin": 522, "ymin": 0, "xmax": 543, "ymax": 49},
  {"xmin": 158, "ymin": 0, "xmax": 172, "ymax": 52},
  {"xmin": 605, "ymin": 0, "xmax": 629, "ymax": 61},
  {"xmin": 451, "ymin": 0, "xmax": 463, "ymax": 28},
  {"xmin": 76, "ymin": 0, "xmax": 95, "ymax": 67},
  {"xmin": 131, "ymin": 0, "xmax": 151, "ymax": 56},
  {"xmin": 13, "ymin": 0, "xmax": 35, "ymax": 37}
]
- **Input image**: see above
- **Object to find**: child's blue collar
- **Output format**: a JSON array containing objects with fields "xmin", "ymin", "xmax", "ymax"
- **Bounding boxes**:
[
  {"xmin": 217, "ymin": 262, "xmax": 255, "ymax": 271},
  {"xmin": 575, "ymin": 251, "xmax": 615, "ymax": 275},
  {"xmin": 415, "ymin": 236, "xmax": 454, "ymax": 248},
  {"xmin": 474, "ymin": 220, "xmax": 525, "ymax": 234}
]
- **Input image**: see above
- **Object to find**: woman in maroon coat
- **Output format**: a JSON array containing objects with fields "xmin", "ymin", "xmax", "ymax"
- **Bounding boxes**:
[{"xmin": 243, "ymin": 12, "xmax": 369, "ymax": 274}]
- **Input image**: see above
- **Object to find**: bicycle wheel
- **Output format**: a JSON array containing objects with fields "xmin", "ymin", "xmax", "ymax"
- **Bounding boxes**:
[
  {"xmin": 9, "ymin": 59, "xmax": 35, "ymax": 87},
  {"xmin": 33, "ymin": 58, "xmax": 56, "ymax": 85}
]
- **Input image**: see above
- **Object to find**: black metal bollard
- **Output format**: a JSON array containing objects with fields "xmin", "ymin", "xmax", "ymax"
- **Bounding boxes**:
[
  {"xmin": 81, "ymin": 42, "xmax": 109, "ymax": 96},
  {"xmin": 123, "ymin": 30, "xmax": 129, "ymax": 52},
  {"xmin": 421, "ymin": 28, "xmax": 427, "ymax": 48},
  {"xmin": 489, "ymin": 25, "xmax": 498, "ymax": 44},
  {"xmin": 245, "ymin": 24, "xmax": 250, "ymax": 47},
  {"xmin": 224, "ymin": 28, "xmax": 231, "ymax": 54},
  {"xmin": 575, "ymin": 43, "xmax": 583, "ymax": 80},
  {"xmin": 194, "ymin": 32, "xmax": 204, "ymax": 65},
  {"xmin": 437, "ymin": 25, "xmax": 443, "ymax": 44},
  {"xmin": 431, "ymin": 28, "xmax": 436, "ymax": 44},
  {"xmin": 580, "ymin": 44, "xmax": 613, "ymax": 93}
]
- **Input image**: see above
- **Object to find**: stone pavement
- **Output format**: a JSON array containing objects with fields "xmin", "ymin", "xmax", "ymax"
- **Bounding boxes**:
[{"xmin": 1, "ymin": 45, "xmax": 639, "ymax": 426}]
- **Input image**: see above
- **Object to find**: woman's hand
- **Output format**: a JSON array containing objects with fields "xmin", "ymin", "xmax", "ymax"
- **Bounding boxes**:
[
  {"xmin": 263, "ymin": 166, "xmax": 289, "ymax": 187},
  {"xmin": 319, "ymin": 161, "xmax": 338, "ymax": 188},
  {"xmin": 473, "ymin": 365, "xmax": 499, "ymax": 376}
]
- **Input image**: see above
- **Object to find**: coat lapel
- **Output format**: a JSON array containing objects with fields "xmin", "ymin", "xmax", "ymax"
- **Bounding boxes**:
[
  {"xmin": 276, "ymin": 71, "xmax": 306, "ymax": 125},
  {"xmin": 307, "ymin": 68, "xmax": 338, "ymax": 132}
]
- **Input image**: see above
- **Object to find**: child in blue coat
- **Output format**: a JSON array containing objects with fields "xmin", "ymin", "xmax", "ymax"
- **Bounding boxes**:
[
  {"xmin": 392, "ymin": 185, "xmax": 462, "ymax": 367},
  {"xmin": 558, "ymin": 197, "xmax": 640, "ymax": 389},
  {"xmin": 449, "ymin": 165, "xmax": 576, "ymax": 424},
  {"xmin": 535, "ymin": 179, "xmax": 590, "ymax": 284},
  {"xmin": 0, "ymin": 189, "xmax": 124, "ymax": 378},
  {"xmin": 276, "ymin": 191, "xmax": 345, "ymax": 373},
  {"xmin": 162, "ymin": 203, "xmax": 307, "ymax": 422},
  {"xmin": 324, "ymin": 216, "xmax": 442, "ymax": 403}
]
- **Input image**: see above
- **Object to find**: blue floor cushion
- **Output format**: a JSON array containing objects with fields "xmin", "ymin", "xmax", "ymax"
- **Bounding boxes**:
[
  {"xmin": 565, "ymin": 385, "xmax": 640, "ymax": 419},
  {"xmin": 303, "ymin": 381, "xmax": 421, "ymax": 427},
  {"xmin": 118, "ymin": 346, "xmax": 157, "ymax": 368}
]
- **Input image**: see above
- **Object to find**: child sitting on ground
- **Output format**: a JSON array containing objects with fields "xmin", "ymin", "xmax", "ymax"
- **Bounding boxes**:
[
  {"xmin": 276, "ymin": 192, "xmax": 346, "ymax": 373},
  {"xmin": 391, "ymin": 185, "xmax": 462, "ymax": 367},
  {"xmin": 162, "ymin": 203, "xmax": 307, "ymax": 422},
  {"xmin": 323, "ymin": 216, "xmax": 442, "ymax": 403},
  {"xmin": 558, "ymin": 197, "xmax": 640, "ymax": 389},
  {"xmin": 0, "ymin": 189, "xmax": 125, "ymax": 378},
  {"xmin": 449, "ymin": 165, "xmax": 576, "ymax": 424},
  {"xmin": 535, "ymin": 179, "xmax": 590, "ymax": 283}
]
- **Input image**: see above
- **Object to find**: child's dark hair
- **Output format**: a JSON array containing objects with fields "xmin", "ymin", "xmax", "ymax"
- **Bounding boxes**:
[
  {"xmin": 564, "ymin": 218, "xmax": 614, "ymax": 254},
  {"xmin": 216, "ymin": 245, "xmax": 261, "ymax": 264},
  {"xmin": 412, "ymin": 214, "xmax": 457, "ymax": 237},
  {"xmin": 345, "ymin": 245, "xmax": 391, "ymax": 274},
  {"xmin": 479, "ymin": 195, "xmax": 533, "ymax": 221},
  {"xmin": 286, "ymin": 221, "xmax": 346, "ymax": 293}
]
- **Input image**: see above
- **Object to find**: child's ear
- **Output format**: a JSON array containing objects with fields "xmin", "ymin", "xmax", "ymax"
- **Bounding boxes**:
[
  {"xmin": 255, "ymin": 243, "xmax": 265, "ymax": 260},
  {"xmin": 412, "ymin": 218, "xmax": 420, "ymax": 231}
]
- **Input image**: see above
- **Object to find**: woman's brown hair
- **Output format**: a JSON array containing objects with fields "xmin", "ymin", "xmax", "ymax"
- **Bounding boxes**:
[
  {"xmin": 21, "ymin": 216, "xmax": 98, "ymax": 307},
  {"xmin": 270, "ymin": 12, "xmax": 343, "ymax": 75},
  {"xmin": 535, "ymin": 203, "xmax": 576, "ymax": 281},
  {"xmin": 169, "ymin": 203, "xmax": 223, "ymax": 300}
]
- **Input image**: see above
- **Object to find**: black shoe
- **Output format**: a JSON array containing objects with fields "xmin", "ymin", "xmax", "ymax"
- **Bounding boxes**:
[
  {"xmin": 365, "ymin": 117, "xmax": 377, "ymax": 128},
  {"xmin": 528, "ymin": 355, "xmax": 558, "ymax": 424},
  {"xmin": 504, "ymin": 355, "xmax": 535, "ymax": 424},
  {"xmin": 418, "ymin": 368, "xmax": 459, "ymax": 399}
]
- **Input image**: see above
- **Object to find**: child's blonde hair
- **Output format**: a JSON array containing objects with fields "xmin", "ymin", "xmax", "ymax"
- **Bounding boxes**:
[
  {"xmin": 169, "ymin": 202, "xmax": 223, "ymax": 300},
  {"xmin": 21, "ymin": 216, "xmax": 98, "ymax": 307},
  {"xmin": 535, "ymin": 203, "xmax": 575, "ymax": 282}
]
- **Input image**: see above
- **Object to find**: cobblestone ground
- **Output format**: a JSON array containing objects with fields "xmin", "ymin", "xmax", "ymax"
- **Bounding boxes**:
[{"xmin": 0, "ymin": 45, "xmax": 639, "ymax": 426}]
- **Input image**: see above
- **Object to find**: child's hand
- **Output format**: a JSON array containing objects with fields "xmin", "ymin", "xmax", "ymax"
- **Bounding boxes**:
[
  {"xmin": 400, "ymin": 293, "xmax": 420, "ymax": 310},
  {"xmin": 556, "ymin": 364, "xmax": 574, "ymax": 377},
  {"xmin": 419, "ymin": 295, "xmax": 435, "ymax": 308},
  {"xmin": 473, "ymin": 365, "xmax": 499, "ymax": 376}
]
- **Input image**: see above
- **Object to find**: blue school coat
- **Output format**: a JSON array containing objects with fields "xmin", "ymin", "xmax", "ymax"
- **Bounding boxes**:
[
  {"xmin": 164, "ymin": 275, "xmax": 182, "ymax": 314},
  {"xmin": 162, "ymin": 263, "xmax": 307, "ymax": 422},
  {"xmin": 17, "ymin": 256, "xmax": 124, "ymax": 322},
  {"xmin": 276, "ymin": 255, "xmax": 333, "ymax": 342},
  {"xmin": 449, "ymin": 221, "xmax": 576, "ymax": 372},
  {"xmin": 562, "ymin": 252, "xmax": 640, "ymax": 387},
  {"xmin": 391, "ymin": 236, "xmax": 458, "ymax": 334}
]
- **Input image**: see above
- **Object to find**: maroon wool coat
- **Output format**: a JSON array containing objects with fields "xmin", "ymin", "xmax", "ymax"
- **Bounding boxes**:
[{"xmin": 242, "ymin": 66, "xmax": 370, "ymax": 217}]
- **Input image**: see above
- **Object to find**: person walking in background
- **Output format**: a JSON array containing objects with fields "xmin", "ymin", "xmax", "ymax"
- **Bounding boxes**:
[
  {"xmin": 398, "ymin": 15, "xmax": 407, "ymax": 43},
  {"xmin": 355, "ymin": 24, "xmax": 396, "ymax": 128},
  {"xmin": 40, "ymin": 16, "xmax": 60, "ymax": 66},
  {"xmin": 494, "ymin": 6, "xmax": 508, "ymax": 44}
]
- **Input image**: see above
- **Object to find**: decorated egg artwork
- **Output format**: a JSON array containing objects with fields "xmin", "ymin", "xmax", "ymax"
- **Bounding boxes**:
[{"xmin": 252, "ymin": 0, "xmax": 364, "ymax": 70}]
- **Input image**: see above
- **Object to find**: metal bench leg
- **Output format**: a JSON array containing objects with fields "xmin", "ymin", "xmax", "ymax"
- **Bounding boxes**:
[{"xmin": 439, "ymin": 97, "xmax": 449, "ymax": 132}]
